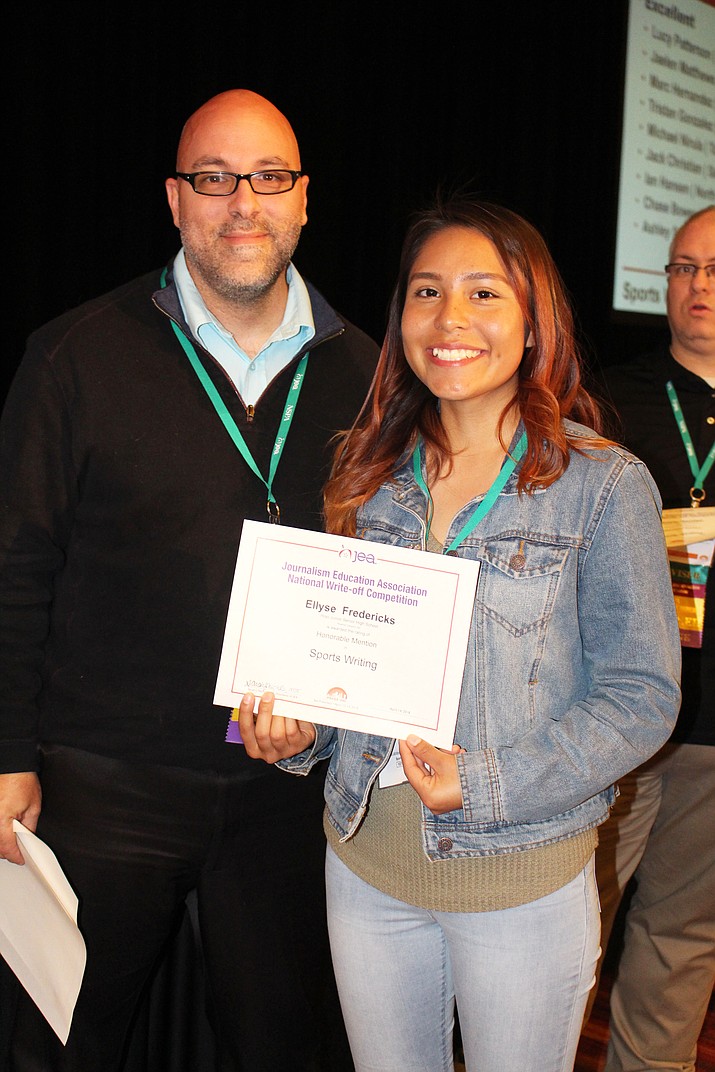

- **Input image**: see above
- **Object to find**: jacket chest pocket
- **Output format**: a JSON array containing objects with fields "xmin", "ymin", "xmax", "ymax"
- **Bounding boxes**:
[{"xmin": 478, "ymin": 537, "xmax": 570, "ymax": 636}]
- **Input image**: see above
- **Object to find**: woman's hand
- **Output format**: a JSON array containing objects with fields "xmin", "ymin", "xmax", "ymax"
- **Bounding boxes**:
[
  {"xmin": 398, "ymin": 736, "xmax": 465, "ymax": 814},
  {"xmin": 238, "ymin": 691, "xmax": 316, "ymax": 764}
]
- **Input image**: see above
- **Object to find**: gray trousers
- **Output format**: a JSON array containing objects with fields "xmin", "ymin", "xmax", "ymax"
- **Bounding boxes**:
[{"xmin": 586, "ymin": 742, "xmax": 715, "ymax": 1072}]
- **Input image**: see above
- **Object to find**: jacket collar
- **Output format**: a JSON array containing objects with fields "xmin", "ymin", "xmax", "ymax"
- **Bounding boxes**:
[{"xmin": 152, "ymin": 258, "xmax": 345, "ymax": 356}]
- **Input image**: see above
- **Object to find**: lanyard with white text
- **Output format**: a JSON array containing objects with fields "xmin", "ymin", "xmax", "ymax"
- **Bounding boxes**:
[
  {"xmin": 161, "ymin": 272, "xmax": 307, "ymax": 522},
  {"xmin": 666, "ymin": 380, "xmax": 715, "ymax": 507},
  {"xmin": 411, "ymin": 431, "xmax": 528, "ymax": 553}
]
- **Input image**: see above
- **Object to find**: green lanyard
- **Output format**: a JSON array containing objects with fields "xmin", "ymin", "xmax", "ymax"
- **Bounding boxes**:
[
  {"xmin": 161, "ymin": 269, "xmax": 308, "ymax": 522},
  {"xmin": 411, "ymin": 431, "xmax": 528, "ymax": 553},
  {"xmin": 666, "ymin": 381, "xmax": 715, "ymax": 507}
]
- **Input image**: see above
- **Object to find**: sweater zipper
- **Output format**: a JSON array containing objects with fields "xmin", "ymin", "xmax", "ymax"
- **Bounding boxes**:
[
  {"xmin": 159, "ymin": 302, "xmax": 345, "ymax": 424},
  {"xmin": 252, "ymin": 326, "xmax": 346, "ymax": 420}
]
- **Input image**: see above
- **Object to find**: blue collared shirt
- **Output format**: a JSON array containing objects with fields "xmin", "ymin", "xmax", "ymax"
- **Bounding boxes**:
[{"xmin": 172, "ymin": 248, "xmax": 315, "ymax": 406}]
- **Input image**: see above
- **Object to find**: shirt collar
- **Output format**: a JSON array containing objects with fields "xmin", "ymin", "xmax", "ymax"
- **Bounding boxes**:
[
  {"xmin": 172, "ymin": 248, "xmax": 315, "ymax": 356},
  {"xmin": 665, "ymin": 347, "xmax": 715, "ymax": 393}
]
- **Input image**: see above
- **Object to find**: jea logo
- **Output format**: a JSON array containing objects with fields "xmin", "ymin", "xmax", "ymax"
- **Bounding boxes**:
[{"xmin": 338, "ymin": 545, "xmax": 376, "ymax": 564}]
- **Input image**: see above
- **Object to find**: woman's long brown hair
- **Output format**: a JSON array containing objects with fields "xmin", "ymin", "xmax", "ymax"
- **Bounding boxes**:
[{"xmin": 324, "ymin": 198, "xmax": 609, "ymax": 537}]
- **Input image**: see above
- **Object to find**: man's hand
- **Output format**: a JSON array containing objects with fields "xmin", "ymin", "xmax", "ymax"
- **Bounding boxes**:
[
  {"xmin": 238, "ymin": 691, "xmax": 317, "ymax": 764},
  {"xmin": 398, "ymin": 736, "xmax": 465, "ymax": 814},
  {"xmin": 0, "ymin": 772, "xmax": 42, "ymax": 865}
]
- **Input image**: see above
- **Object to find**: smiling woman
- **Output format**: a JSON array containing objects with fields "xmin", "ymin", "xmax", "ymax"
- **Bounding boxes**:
[
  {"xmin": 401, "ymin": 227, "xmax": 531, "ymax": 414},
  {"xmin": 398, "ymin": 226, "xmax": 535, "ymax": 531},
  {"xmin": 238, "ymin": 197, "xmax": 683, "ymax": 1072},
  {"xmin": 325, "ymin": 198, "xmax": 609, "ymax": 535}
]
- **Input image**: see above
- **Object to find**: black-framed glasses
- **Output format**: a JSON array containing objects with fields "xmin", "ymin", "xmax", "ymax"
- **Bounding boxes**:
[
  {"xmin": 175, "ymin": 170, "xmax": 303, "ymax": 196},
  {"xmin": 664, "ymin": 262, "xmax": 715, "ymax": 280}
]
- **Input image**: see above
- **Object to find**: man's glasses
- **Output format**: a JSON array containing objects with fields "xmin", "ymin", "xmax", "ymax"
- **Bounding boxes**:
[
  {"xmin": 175, "ymin": 170, "xmax": 303, "ymax": 196},
  {"xmin": 664, "ymin": 263, "xmax": 715, "ymax": 280}
]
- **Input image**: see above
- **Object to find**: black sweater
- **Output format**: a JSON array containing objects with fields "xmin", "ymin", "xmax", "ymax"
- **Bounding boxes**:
[{"xmin": 0, "ymin": 267, "xmax": 379, "ymax": 772}]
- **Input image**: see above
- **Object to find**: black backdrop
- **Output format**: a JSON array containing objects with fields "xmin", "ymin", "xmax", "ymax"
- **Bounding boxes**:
[
  {"xmin": 9, "ymin": 0, "xmax": 672, "ymax": 405},
  {"xmin": 4, "ymin": 3, "xmax": 676, "ymax": 1069}
]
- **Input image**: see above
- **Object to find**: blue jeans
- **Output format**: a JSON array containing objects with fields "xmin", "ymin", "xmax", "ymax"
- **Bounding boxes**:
[{"xmin": 326, "ymin": 845, "xmax": 600, "ymax": 1072}]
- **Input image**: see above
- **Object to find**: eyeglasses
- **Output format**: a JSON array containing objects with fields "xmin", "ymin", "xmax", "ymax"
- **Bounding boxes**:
[
  {"xmin": 664, "ymin": 263, "xmax": 715, "ymax": 280},
  {"xmin": 175, "ymin": 170, "xmax": 303, "ymax": 196}
]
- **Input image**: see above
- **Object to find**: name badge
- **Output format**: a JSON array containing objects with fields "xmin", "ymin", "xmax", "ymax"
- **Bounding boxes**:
[{"xmin": 662, "ymin": 508, "xmax": 715, "ymax": 649}]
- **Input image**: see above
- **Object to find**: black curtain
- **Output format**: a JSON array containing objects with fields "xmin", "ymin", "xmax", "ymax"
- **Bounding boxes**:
[{"xmin": 8, "ymin": 1, "xmax": 667, "ymax": 403}]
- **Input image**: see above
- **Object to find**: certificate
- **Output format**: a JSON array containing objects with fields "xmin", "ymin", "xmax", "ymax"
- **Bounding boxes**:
[{"xmin": 215, "ymin": 521, "xmax": 480, "ymax": 747}]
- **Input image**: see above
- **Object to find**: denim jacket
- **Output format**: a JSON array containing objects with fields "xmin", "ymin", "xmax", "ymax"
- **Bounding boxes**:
[{"xmin": 280, "ymin": 422, "xmax": 681, "ymax": 860}]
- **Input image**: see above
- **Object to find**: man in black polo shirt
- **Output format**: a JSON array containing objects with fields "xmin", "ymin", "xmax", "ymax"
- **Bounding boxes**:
[{"xmin": 591, "ymin": 204, "xmax": 715, "ymax": 1072}]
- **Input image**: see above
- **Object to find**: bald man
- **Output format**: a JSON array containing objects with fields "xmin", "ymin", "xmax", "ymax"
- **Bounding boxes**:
[
  {"xmin": 586, "ymin": 205, "xmax": 715, "ymax": 1071},
  {"xmin": 0, "ymin": 89, "xmax": 378, "ymax": 1071}
]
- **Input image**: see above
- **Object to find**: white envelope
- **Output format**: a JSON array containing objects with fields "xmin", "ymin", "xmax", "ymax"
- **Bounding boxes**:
[{"xmin": 0, "ymin": 820, "xmax": 86, "ymax": 1043}]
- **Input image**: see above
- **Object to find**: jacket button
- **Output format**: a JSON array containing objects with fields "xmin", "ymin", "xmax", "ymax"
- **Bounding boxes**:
[{"xmin": 437, "ymin": 837, "xmax": 453, "ymax": 852}]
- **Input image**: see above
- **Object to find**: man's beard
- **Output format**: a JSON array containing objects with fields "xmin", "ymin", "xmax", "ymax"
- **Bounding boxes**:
[{"xmin": 181, "ymin": 217, "xmax": 302, "ymax": 305}]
